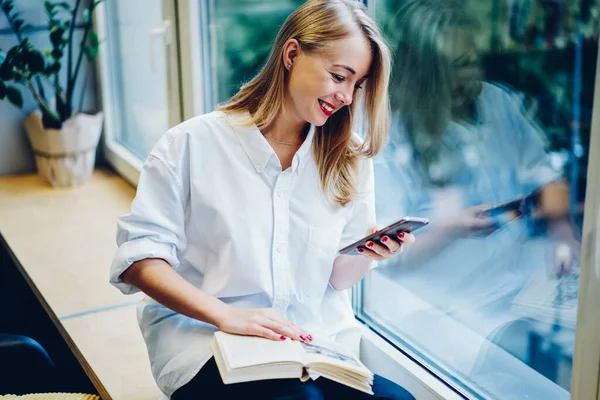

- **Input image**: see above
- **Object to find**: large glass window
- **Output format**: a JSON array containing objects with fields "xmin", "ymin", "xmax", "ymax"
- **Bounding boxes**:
[
  {"xmin": 357, "ymin": 0, "xmax": 598, "ymax": 398},
  {"xmin": 99, "ymin": 0, "xmax": 181, "ymax": 160},
  {"xmin": 203, "ymin": 0, "xmax": 304, "ymax": 108}
]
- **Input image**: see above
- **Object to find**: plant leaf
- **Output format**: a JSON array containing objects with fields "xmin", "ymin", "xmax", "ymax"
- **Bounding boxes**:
[
  {"xmin": 51, "ymin": 48, "xmax": 63, "ymax": 59},
  {"xmin": 88, "ymin": 30, "xmax": 99, "ymax": 48},
  {"xmin": 0, "ymin": 46, "xmax": 18, "ymax": 80},
  {"xmin": 0, "ymin": 62, "xmax": 12, "ymax": 80},
  {"xmin": 43, "ymin": 1, "xmax": 57, "ymax": 18},
  {"xmin": 92, "ymin": 0, "xmax": 104, "ymax": 9},
  {"xmin": 84, "ymin": 46, "xmax": 97, "ymax": 61},
  {"xmin": 49, "ymin": 26, "xmax": 66, "ymax": 48},
  {"xmin": 83, "ymin": 9, "xmax": 90, "ymax": 24},
  {"xmin": 22, "ymin": 49, "xmax": 46, "ymax": 74},
  {"xmin": 13, "ymin": 19, "xmax": 24, "ymax": 33},
  {"xmin": 44, "ymin": 62, "xmax": 60, "ymax": 75},
  {"xmin": 6, "ymin": 85, "xmax": 23, "ymax": 108},
  {"xmin": 54, "ymin": 2, "xmax": 72, "ymax": 11},
  {"xmin": 1, "ymin": 0, "xmax": 14, "ymax": 15},
  {"xmin": 0, "ymin": 80, "xmax": 6, "ymax": 99}
]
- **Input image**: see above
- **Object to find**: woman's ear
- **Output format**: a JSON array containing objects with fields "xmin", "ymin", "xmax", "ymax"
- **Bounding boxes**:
[{"xmin": 283, "ymin": 38, "xmax": 300, "ymax": 70}]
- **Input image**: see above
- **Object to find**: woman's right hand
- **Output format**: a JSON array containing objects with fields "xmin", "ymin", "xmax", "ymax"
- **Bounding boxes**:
[{"xmin": 216, "ymin": 306, "xmax": 312, "ymax": 342}]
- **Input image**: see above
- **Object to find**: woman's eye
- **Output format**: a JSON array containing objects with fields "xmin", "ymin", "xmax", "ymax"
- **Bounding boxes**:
[
  {"xmin": 331, "ymin": 73, "xmax": 345, "ymax": 82},
  {"xmin": 354, "ymin": 83, "xmax": 363, "ymax": 89}
]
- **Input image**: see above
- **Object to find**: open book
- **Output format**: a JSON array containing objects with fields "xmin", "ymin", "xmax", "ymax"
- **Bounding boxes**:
[{"xmin": 211, "ymin": 331, "xmax": 374, "ymax": 394}]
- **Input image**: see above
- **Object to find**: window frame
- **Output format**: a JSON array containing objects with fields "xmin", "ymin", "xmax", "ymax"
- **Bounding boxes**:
[
  {"xmin": 95, "ymin": 0, "xmax": 185, "ymax": 185},
  {"xmin": 570, "ymin": 40, "xmax": 600, "ymax": 400}
]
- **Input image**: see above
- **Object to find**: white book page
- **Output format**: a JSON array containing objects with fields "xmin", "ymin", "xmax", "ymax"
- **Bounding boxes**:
[{"xmin": 215, "ymin": 332, "xmax": 304, "ymax": 370}]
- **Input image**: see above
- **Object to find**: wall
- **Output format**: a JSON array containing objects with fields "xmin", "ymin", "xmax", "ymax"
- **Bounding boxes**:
[{"xmin": 0, "ymin": 0, "xmax": 98, "ymax": 176}]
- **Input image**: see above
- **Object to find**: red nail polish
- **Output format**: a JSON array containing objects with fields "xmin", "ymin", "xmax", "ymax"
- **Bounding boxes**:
[
  {"xmin": 300, "ymin": 335, "xmax": 306, "ymax": 341},
  {"xmin": 367, "ymin": 242, "xmax": 373, "ymax": 248},
  {"xmin": 398, "ymin": 232, "xmax": 405, "ymax": 238},
  {"xmin": 358, "ymin": 248, "xmax": 364, "ymax": 253},
  {"xmin": 308, "ymin": 335, "xmax": 313, "ymax": 341},
  {"xmin": 280, "ymin": 335, "xmax": 286, "ymax": 340},
  {"xmin": 381, "ymin": 236, "xmax": 388, "ymax": 243}
]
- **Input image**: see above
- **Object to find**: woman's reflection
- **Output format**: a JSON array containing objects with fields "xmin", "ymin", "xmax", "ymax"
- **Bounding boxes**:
[{"xmin": 375, "ymin": 0, "xmax": 581, "ymax": 390}]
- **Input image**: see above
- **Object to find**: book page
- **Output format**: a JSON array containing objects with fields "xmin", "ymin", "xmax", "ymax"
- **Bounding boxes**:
[
  {"xmin": 215, "ymin": 332, "xmax": 304, "ymax": 370},
  {"xmin": 300, "ymin": 337, "xmax": 371, "ymax": 375}
]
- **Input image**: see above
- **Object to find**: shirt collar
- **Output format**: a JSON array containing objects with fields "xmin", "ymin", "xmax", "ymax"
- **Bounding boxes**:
[{"xmin": 226, "ymin": 111, "xmax": 315, "ymax": 174}]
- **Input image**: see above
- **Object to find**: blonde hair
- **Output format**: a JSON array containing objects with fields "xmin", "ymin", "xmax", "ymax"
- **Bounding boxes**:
[{"xmin": 218, "ymin": 0, "xmax": 391, "ymax": 206}]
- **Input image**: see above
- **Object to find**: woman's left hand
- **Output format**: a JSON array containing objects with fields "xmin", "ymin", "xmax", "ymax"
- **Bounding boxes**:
[{"xmin": 357, "ymin": 225, "xmax": 415, "ymax": 261}]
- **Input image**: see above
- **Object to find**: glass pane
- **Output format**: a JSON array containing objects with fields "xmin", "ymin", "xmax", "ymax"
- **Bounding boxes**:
[
  {"xmin": 104, "ymin": 0, "xmax": 172, "ymax": 158},
  {"xmin": 360, "ymin": 1, "xmax": 598, "ymax": 398},
  {"xmin": 208, "ymin": 0, "xmax": 305, "ymax": 105}
]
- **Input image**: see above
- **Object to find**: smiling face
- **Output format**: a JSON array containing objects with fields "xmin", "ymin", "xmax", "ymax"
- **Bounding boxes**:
[{"xmin": 283, "ymin": 34, "xmax": 373, "ymax": 127}]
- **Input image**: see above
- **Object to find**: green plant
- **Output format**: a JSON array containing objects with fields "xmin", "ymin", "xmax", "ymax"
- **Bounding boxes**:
[{"xmin": 0, "ymin": 0, "xmax": 103, "ymax": 129}]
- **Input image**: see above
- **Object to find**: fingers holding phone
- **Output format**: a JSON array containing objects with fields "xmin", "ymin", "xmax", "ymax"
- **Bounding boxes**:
[{"xmin": 358, "ymin": 225, "xmax": 416, "ymax": 261}]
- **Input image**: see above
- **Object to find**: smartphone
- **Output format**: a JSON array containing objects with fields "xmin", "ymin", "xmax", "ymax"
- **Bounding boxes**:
[{"xmin": 338, "ymin": 217, "xmax": 429, "ymax": 255}]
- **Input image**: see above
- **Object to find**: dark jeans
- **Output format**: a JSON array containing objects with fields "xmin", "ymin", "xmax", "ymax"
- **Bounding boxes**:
[{"xmin": 172, "ymin": 357, "xmax": 415, "ymax": 400}]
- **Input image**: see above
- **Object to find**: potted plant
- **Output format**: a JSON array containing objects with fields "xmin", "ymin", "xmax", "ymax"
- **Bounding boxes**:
[{"xmin": 0, "ymin": 0, "xmax": 103, "ymax": 187}]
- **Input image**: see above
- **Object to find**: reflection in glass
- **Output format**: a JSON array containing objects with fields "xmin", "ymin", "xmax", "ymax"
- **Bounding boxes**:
[{"xmin": 361, "ymin": 0, "xmax": 598, "ymax": 398}]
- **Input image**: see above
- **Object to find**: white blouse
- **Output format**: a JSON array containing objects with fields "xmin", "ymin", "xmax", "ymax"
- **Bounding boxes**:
[{"xmin": 109, "ymin": 111, "xmax": 375, "ymax": 396}]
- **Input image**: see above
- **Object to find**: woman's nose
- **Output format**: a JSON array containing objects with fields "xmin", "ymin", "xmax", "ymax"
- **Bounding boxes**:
[{"xmin": 335, "ymin": 89, "xmax": 353, "ymax": 106}]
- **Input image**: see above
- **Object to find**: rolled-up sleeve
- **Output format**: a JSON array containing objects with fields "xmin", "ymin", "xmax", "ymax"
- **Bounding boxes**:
[
  {"xmin": 515, "ymin": 115, "xmax": 561, "ymax": 192},
  {"xmin": 110, "ymin": 137, "xmax": 189, "ymax": 294}
]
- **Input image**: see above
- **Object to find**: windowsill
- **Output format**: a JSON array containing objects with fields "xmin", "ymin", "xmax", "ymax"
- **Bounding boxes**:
[
  {"xmin": 359, "ymin": 325, "xmax": 465, "ymax": 400},
  {"xmin": 0, "ymin": 169, "xmax": 157, "ymax": 400}
]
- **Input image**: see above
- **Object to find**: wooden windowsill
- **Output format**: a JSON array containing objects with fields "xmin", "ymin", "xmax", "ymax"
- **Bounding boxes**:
[{"xmin": 0, "ymin": 169, "xmax": 159, "ymax": 400}]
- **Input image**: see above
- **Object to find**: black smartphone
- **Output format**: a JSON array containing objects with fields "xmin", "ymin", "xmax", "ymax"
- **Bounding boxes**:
[{"xmin": 338, "ymin": 217, "xmax": 429, "ymax": 255}]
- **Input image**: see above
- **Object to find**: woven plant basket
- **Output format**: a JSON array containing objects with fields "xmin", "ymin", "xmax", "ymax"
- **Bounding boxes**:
[
  {"xmin": 0, "ymin": 394, "xmax": 99, "ymax": 400},
  {"xmin": 24, "ymin": 110, "xmax": 104, "ymax": 187}
]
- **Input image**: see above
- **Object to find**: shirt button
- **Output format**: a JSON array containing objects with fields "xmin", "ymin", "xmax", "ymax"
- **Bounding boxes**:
[
  {"xmin": 257, "ymin": 163, "xmax": 263, "ymax": 169},
  {"xmin": 276, "ymin": 190, "xmax": 282, "ymax": 198},
  {"xmin": 276, "ymin": 245, "xmax": 282, "ymax": 253}
]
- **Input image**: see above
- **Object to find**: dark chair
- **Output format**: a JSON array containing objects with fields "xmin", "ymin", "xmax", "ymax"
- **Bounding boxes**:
[{"xmin": 0, "ymin": 333, "xmax": 59, "ymax": 395}]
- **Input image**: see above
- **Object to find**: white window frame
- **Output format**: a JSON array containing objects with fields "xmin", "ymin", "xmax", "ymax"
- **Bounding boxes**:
[
  {"xmin": 570, "ymin": 36, "xmax": 600, "ymax": 400},
  {"xmin": 94, "ymin": 0, "xmax": 185, "ymax": 186}
]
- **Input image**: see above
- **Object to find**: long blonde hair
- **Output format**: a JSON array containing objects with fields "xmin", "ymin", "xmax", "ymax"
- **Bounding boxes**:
[{"xmin": 218, "ymin": 0, "xmax": 391, "ymax": 206}]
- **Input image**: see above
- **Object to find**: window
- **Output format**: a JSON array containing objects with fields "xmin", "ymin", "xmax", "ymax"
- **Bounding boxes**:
[
  {"xmin": 200, "ymin": 0, "xmax": 304, "ymax": 110},
  {"xmin": 96, "ymin": 0, "xmax": 182, "ymax": 182},
  {"xmin": 356, "ymin": 1, "xmax": 599, "ymax": 398}
]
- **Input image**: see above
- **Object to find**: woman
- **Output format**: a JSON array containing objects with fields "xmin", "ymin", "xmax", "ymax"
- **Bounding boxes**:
[
  {"xmin": 110, "ymin": 1, "xmax": 415, "ymax": 399},
  {"xmin": 374, "ymin": 0, "xmax": 579, "ymax": 396}
]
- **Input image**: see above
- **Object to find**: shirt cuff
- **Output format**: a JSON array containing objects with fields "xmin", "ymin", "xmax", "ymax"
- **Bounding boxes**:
[
  {"xmin": 369, "ymin": 260, "xmax": 379, "ymax": 270},
  {"xmin": 110, "ymin": 238, "xmax": 180, "ymax": 295}
]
